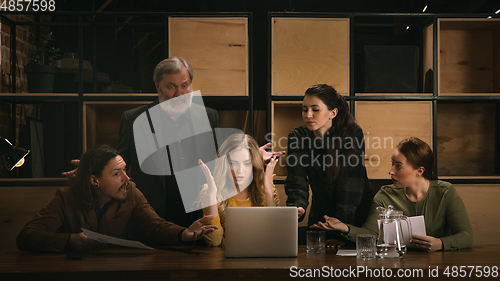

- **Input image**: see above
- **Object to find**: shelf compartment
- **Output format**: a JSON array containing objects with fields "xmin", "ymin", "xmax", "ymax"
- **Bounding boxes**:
[
  {"xmin": 84, "ymin": 102, "xmax": 265, "ymax": 157},
  {"xmin": 169, "ymin": 17, "xmax": 248, "ymax": 96},
  {"xmin": 355, "ymin": 101, "xmax": 433, "ymax": 179},
  {"xmin": 423, "ymin": 23, "xmax": 434, "ymax": 93},
  {"xmin": 272, "ymin": 17, "xmax": 349, "ymax": 96},
  {"xmin": 0, "ymin": 93, "xmax": 79, "ymax": 102},
  {"xmin": 218, "ymin": 110, "xmax": 266, "ymax": 146},
  {"xmin": 271, "ymin": 101, "xmax": 304, "ymax": 177},
  {"xmin": 438, "ymin": 18, "xmax": 500, "ymax": 96},
  {"xmin": 84, "ymin": 102, "xmax": 149, "ymax": 151},
  {"xmin": 437, "ymin": 102, "xmax": 497, "ymax": 176}
]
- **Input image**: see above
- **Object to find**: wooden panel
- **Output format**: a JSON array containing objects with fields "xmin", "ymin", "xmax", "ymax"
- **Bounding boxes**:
[
  {"xmin": 355, "ymin": 101, "xmax": 433, "ymax": 179},
  {"xmin": 356, "ymin": 93, "xmax": 433, "ymax": 97},
  {"xmin": 0, "ymin": 93, "xmax": 79, "ymax": 98},
  {"xmin": 439, "ymin": 29, "xmax": 493, "ymax": 94},
  {"xmin": 271, "ymin": 101, "xmax": 304, "ymax": 177},
  {"xmin": 217, "ymin": 110, "xmax": 266, "ymax": 146},
  {"xmin": 83, "ymin": 93, "xmax": 157, "ymax": 98},
  {"xmin": 439, "ymin": 18, "xmax": 500, "ymax": 30},
  {"xmin": 84, "ymin": 103, "xmax": 97, "ymax": 152},
  {"xmin": 0, "ymin": 186, "xmax": 60, "ymax": 249},
  {"xmin": 423, "ymin": 24, "xmax": 434, "ymax": 93},
  {"xmin": 494, "ymin": 28, "xmax": 500, "ymax": 93},
  {"xmin": 441, "ymin": 176, "xmax": 500, "ymax": 180},
  {"xmin": 438, "ymin": 19, "xmax": 500, "ymax": 95},
  {"xmin": 454, "ymin": 184, "xmax": 500, "ymax": 245},
  {"xmin": 218, "ymin": 110, "xmax": 249, "ymax": 133},
  {"xmin": 169, "ymin": 17, "xmax": 248, "ymax": 96},
  {"xmin": 437, "ymin": 103, "xmax": 496, "ymax": 176},
  {"xmin": 272, "ymin": 18, "xmax": 349, "ymax": 96},
  {"xmin": 84, "ymin": 102, "xmax": 148, "ymax": 151},
  {"xmin": 274, "ymin": 184, "xmax": 311, "ymax": 227},
  {"xmin": 253, "ymin": 110, "xmax": 267, "ymax": 147}
]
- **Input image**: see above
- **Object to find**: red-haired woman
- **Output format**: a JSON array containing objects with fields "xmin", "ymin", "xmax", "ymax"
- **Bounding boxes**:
[{"xmin": 311, "ymin": 137, "xmax": 474, "ymax": 251}]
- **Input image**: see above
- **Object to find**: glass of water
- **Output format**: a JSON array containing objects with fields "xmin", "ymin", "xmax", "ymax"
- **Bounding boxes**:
[
  {"xmin": 356, "ymin": 234, "xmax": 377, "ymax": 260},
  {"xmin": 306, "ymin": 230, "xmax": 325, "ymax": 254}
]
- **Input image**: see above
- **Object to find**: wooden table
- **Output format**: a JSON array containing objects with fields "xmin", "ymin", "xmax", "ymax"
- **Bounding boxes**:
[{"xmin": 1, "ymin": 245, "xmax": 499, "ymax": 280}]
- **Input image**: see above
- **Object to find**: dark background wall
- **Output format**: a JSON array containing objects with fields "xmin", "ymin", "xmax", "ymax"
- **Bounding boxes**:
[{"xmin": 1, "ymin": 0, "xmax": 499, "ymax": 177}]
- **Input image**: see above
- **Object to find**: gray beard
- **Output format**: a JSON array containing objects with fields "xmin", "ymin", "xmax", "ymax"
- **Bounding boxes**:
[{"xmin": 160, "ymin": 91, "xmax": 193, "ymax": 117}]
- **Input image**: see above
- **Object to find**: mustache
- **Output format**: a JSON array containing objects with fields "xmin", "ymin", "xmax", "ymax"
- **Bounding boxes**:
[
  {"xmin": 121, "ymin": 181, "xmax": 130, "ymax": 190},
  {"xmin": 169, "ymin": 91, "xmax": 193, "ymax": 103}
]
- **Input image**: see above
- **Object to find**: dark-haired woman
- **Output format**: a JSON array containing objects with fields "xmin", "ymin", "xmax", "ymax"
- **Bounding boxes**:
[
  {"xmin": 285, "ymin": 84, "xmax": 374, "ymax": 247},
  {"xmin": 311, "ymin": 137, "xmax": 474, "ymax": 251}
]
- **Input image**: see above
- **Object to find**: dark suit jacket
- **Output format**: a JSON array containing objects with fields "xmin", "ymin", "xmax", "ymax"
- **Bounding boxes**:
[
  {"xmin": 116, "ymin": 99, "xmax": 219, "ymax": 227},
  {"xmin": 16, "ymin": 182, "xmax": 186, "ymax": 253}
]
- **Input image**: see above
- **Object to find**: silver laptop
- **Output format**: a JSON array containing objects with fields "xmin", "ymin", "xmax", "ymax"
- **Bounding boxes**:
[{"xmin": 224, "ymin": 207, "xmax": 298, "ymax": 258}]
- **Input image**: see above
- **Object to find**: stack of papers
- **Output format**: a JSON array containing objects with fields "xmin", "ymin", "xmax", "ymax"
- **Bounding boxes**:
[{"xmin": 81, "ymin": 228, "xmax": 155, "ymax": 250}]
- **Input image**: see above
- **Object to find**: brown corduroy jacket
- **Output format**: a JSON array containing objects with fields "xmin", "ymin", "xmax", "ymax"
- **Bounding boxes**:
[{"xmin": 16, "ymin": 181, "xmax": 186, "ymax": 253}]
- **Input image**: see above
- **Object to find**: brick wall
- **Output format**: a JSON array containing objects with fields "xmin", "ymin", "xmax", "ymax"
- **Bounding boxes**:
[{"xmin": 0, "ymin": 15, "xmax": 50, "ymax": 177}]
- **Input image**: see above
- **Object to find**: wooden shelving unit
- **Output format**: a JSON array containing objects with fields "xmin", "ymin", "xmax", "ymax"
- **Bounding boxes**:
[
  {"xmin": 0, "ymin": 13, "xmax": 252, "ymax": 182},
  {"xmin": 268, "ymin": 13, "xmax": 500, "ymax": 184},
  {"xmin": 83, "ymin": 101, "xmax": 150, "ymax": 150}
]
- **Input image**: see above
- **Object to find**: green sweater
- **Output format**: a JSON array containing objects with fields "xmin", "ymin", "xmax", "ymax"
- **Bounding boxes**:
[{"xmin": 343, "ymin": 180, "xmax": 473, "ymax": 251}]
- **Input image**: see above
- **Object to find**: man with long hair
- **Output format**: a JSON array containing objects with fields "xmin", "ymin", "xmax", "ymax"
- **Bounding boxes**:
[{"xmin": 18, "ymin": 145, "xmax": 217, "ymax": 253}]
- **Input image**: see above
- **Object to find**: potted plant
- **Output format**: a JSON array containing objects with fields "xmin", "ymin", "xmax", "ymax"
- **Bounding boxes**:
[{"xmin": 24, "ymin": 32, "xmax": 60, "ymax": 93}]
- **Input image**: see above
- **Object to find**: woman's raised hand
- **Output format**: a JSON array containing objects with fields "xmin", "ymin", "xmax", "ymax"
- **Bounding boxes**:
[
  {"xmin": 198, "ymin": 159, "xmax": 218, "ymax": 207},
  {"xmin": 264, "ymin": 156, "xmax": 278, "ymax": 194}
]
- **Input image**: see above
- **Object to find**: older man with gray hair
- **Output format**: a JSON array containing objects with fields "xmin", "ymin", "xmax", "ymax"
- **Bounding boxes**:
[{"xmin": 116, "ymin": 57, "xmax": 219, "ymax": 235}]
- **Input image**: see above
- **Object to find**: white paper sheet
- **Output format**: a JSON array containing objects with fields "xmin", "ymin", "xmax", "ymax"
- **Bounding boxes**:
[
  {"xmin": 377, "ymin": 215, "xmax": 426, "ymax": 248},
  {"xmin": 336, "ymin": 249, "xmax": 357, "ymax": 256},
  {"xmin": 81, "ymin": 228, "xmax": 155, "ymax": 250}
]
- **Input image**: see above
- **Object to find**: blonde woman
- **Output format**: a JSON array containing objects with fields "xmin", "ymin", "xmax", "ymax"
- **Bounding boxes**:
[{"xmin": 198, "ymin": 133, "xmax": 280, "ymax": 246}]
